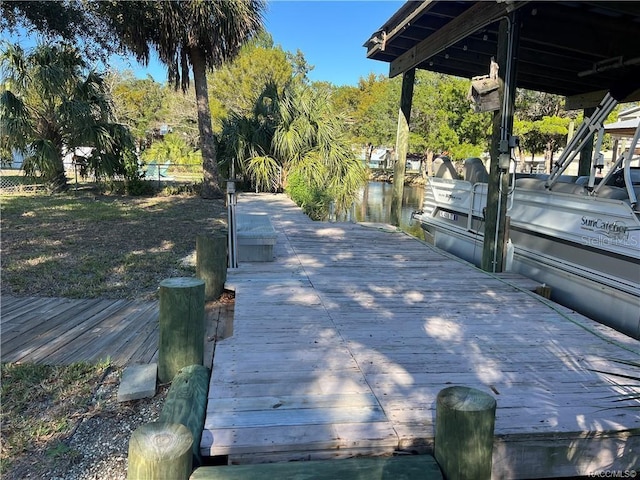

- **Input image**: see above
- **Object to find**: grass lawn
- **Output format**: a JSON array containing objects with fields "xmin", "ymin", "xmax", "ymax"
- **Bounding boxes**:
[
  {"xmin": 1, "ymin": 192, "xmax": 227, "ymax": 300},
  {"xmin": 0, "ymin": 361, "xmax": 110, "ymax": 475}
]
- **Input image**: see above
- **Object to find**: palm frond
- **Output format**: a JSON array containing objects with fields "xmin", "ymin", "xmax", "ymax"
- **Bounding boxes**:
[
  {"xmin": 247, "ymin": 155, "xmax": 280, "ymax": 192},
  {"xmin": 0, "ymin": 90, "xmax": 33, "ymax": 151},
  {"xmin": 0, "ymin": 42, "xmax": 28, "ymax": 90}
]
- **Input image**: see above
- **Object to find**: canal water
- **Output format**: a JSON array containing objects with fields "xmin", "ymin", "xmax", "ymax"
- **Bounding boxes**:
[{"xmin": 340, "ymin": 181, "xmax": 425, "ymax": 239}]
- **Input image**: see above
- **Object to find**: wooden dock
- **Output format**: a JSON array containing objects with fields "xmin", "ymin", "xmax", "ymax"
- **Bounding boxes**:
[
  {"xmin": 203, "ymin": 193, "xmax": 639, "ymax": 479},
  {"xmin": 0, "ymin": 295, "xmax": 229, "ymax": 368}
]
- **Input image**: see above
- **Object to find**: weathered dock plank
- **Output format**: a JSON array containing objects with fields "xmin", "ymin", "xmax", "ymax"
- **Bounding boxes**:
[
  {"xmin": 203, "ymin": 193, "xmax": 639, "ymax": 479},
  {"xmin": 1, "ymin": 294, "xmax": 230, "ymax": 367}
]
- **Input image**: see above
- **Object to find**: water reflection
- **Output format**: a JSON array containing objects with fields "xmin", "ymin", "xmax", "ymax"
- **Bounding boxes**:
[{"xmin": 338, "ymin": 181, "xmax": 425, "ymax": 240}]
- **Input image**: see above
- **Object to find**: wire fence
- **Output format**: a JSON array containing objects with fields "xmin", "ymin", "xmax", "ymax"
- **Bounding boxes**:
[
  {"xmin": 0, "ymin": 161, "xmax": 205, "ymax": 195},
  {"xmin": 136, "ymin": 160, "xmax": 204, "ymax": 185},
  {"xmin": 0, "ymin": 168, "xmax": 44, "ymax": 193}
]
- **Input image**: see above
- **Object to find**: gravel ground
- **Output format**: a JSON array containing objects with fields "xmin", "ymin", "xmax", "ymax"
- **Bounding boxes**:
[
  {"xmin": 53, "ymin": 370, "xmax": 167, "ymax": 480},
  {"xmin": 5, "ymin": 369, "xmax": 169, "ymax": 480}
]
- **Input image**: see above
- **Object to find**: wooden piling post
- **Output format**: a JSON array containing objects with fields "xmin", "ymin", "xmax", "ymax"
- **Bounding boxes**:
[
  {"xmin": 196, "ymin": 234, "xmax": 227, "ymax": 301},
  {"xmin": 390, "ymin": 67, "xmax": 415, "ymax": 227},
  {"xmin": 127, "ymin": 422, "xmax": 193, "ymax": 480},
  {"xmin": 435, "ymin": 386, "xmax": 496, "ymax": 480},
  {"xmin": 535, "ymin": 284, "xmax": 552, "ymax": 299},
  {"xmin": 159, "ymin": 364, "xmax": 210, "ymax": 466},
  {"xmin": 158, "ymin": 277, "xmax": 205, "ymax": 384}
]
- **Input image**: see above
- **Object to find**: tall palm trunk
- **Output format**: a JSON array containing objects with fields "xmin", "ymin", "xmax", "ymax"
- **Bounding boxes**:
[
  {"xmin": 49, "ymin": 164, "xmax": 68, "ymax": 192},
  {"xmin": 190, "ymin": 47, "xmax": 223, "ymax": 199}
]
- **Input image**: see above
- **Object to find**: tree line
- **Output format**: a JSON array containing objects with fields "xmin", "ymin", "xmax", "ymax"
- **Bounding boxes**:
[
  {"xmin": 2, "ymin": 0, "xmax": 264, "ymax": 198},
  {"xmin": 2, "ymin": 1, "xmax": 617, "ymax": 211}
]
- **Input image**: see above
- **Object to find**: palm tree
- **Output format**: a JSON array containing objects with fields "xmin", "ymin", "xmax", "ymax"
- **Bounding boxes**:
[
  {"xmin": 97, "ymin": 0, "xmax": 265, "ymax": 199},
  {"xmin": 220, "ymin": 81, "xmax": 367, "ymax": 216},
  {"xmin": 0, "ymin": 43, "xmax": 135, "ymax": 192}
]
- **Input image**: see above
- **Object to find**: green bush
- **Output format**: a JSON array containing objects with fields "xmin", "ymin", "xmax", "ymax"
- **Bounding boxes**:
[
  {"xmin": 125, "ymin": 178, "xmax": 157, "ymax": 196},
  {"xmin": 286, "ymin": 171, "xmax": 331, "ymax": 221},
  {"xmin": 161, "ymin": 182, "xmax": 201, "ymax": 196}
]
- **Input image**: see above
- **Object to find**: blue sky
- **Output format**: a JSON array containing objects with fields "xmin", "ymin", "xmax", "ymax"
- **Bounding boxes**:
[
  {"xmin": 114, "ymin": 1, "xmax": 404, "ymax": 87},
  {"xmin": 264, "ymin": 1, "xmax": 403, "ymax": 86}
]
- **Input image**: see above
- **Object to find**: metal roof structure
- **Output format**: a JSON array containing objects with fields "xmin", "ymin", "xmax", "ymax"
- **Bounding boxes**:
[
  {"xmin": 605, "ymin": 106, "xmax": 640, "ymax": 137},
  {"xmin": 365, "ymin": 1, "xmax": 640, "ymax": 106}
]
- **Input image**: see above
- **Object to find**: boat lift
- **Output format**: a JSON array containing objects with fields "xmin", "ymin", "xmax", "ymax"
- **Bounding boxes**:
[
  {"xmin": 593, "ymin": 122, "xmax": 640, "ymax": 210},
  {"xmin": 546, "ymin": 92, "xmax": 618, "ymax": 189},
  {"xmin": 545, "ymin": 91, "xmax": 639, "ymax": 210}
]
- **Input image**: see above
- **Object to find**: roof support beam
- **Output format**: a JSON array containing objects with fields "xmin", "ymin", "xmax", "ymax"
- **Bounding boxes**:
[
  {"xmin": 389, "ymin": 1, "xmax": 527, "ymax": 78},
  {"xmin": 390, "ymin": 68, "xmax": 415, "ymax": 227},
  {"xmin": 482, "ymin": 11, "xmax": 520, "ymax": 273},
  {"xmin": 566, "ymin": 88, "xmax": 640, "ymax": 110}
]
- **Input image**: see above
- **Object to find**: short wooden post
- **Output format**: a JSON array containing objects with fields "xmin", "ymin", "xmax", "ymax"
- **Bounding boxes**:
[
  {"xmin": 535, "ymin": 284, "xmax": 552, "ymax": 299},
  {"xmin": 196, "ymin": 234, "xmax": 227, "ymax": 301},
  {"xmin": 158, "ymin": 277, "xmax": 205, "ymax": 384},
  {"xmin": 159, "ymin": 364, "xmax": 210, "ymax": 466},
  {"xmin": 127, "ymin": 422, "xmax": 193, "ymax": 480},
  {"xmin": 435, "ymin": 386, "xmax": 496, "ymax": 480}
]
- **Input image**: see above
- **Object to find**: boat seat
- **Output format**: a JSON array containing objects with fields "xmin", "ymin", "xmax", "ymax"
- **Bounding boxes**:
[
  {"xmin": 516, "ymin": 177, "xmax": 629, "ymax": 200},
  {"xmin": 544, "ymin": 182, "xmax": 628, "ymax": 199},
  {"xmin": 575, "ymin": 176, "xmax": 602, "ymax": 185},
  {"xmin": 548, "ymin": 182, "xmax": 590, "ymax": 195},
  {"xmin": 606, "ymin": 167, "xmax": 640, "ymax": 188},
  {"xmin": 463, "ymin": 157, "xmax": 489, "ymax": 184},
  {"xmin": 433, "ymin": 156, "xmax": 457, "ymax": 179},
  {"xmin": 559, "ymin": 175, "xmax": 579, "ymax": 183},
  {"xmin": 517, "ymin": 173, "xmax": 577, "ymax": 183},
  {"xmin": 515, "ymin": 178, "xmax": 547, "ymax": 190},
  {"xmin": 595, "ymin": 185, "xmax": 629, "ymax": 200}
]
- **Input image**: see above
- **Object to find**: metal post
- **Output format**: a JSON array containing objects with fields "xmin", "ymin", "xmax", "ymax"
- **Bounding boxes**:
[{"xmin": 227, "ymin": 180, "xmax": 238, "ymax": 269}]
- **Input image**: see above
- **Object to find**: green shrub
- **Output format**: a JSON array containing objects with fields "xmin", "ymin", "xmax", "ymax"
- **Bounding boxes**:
[
  {"xmin": 286, "ymin": 171, "xmax": 331, "ymax": 221},
  {"xmin": 161, "ymin": 182, "xmax": 201, "ymax": 196}
]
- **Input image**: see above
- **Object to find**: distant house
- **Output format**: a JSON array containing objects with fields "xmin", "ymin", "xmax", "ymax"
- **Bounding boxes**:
[
  {"xmin": 62, "ymin": 147, "xmax": 94, "ymax": 171},
  {"xmin": 604, "ymin": 106, "xmax": 640, "ymax": 162},
  {"xmin": 6, "ymin": 149, "xmax": 25, "ymax": 169},
  {"xmin": 604, "ymin": 105, "xmax": 640, "ymax": 138},
  {"xmin": 358, "ymin": 146, "xmax": 395, "ymax": 169},
  {"xmin": 5, "ymin": 146, "xmax": 94, "ymax": 171}
]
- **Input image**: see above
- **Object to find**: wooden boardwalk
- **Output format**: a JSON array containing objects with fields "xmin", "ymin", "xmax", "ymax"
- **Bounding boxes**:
[
  {"xmin": 202, "ymin": 193, "xmax": 639, "ymax": 479},
  {"xmin": 0, "ymin": 295, "xmax": 229, "ymax": 368}
]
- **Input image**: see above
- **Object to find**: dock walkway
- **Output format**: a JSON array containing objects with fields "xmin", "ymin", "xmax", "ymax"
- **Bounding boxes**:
[
  {"xmin": 1, "ymin": 296, "xmax": 228, "ymax": 368},
  {"xmin": 203, "ymin": 193, "xmax": 639, "ymax": 479}
]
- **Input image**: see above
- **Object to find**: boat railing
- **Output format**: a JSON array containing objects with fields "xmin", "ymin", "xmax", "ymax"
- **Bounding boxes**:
[
  {"xmin": 593, "ymin": 120, "xmax": 640, "ymax": 209},
  {"xmin": 547, "ymin": 92, "xmax": 618, "ymax": 189},
  {"xmin": 467, "ymin": 182, "xmax": 491, "ymax": 232},
  {"xmin": 544, "ymin": 90, "xmax": 639, "ymax": 210},
  {"xmin": 621, "ymin": 123, "xmax": 639, "ymax": 208}
]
